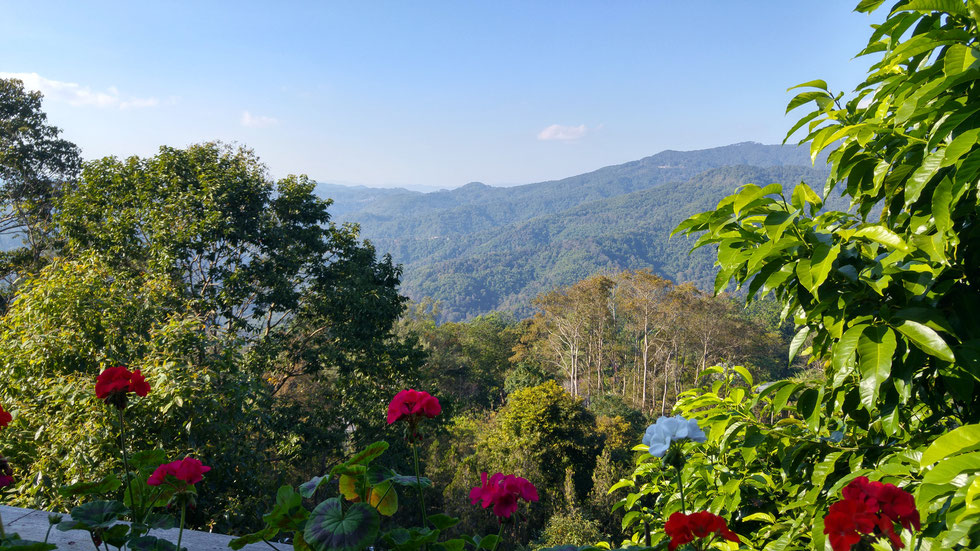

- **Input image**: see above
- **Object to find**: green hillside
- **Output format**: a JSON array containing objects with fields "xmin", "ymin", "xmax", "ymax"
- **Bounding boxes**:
[{"xmin": 325, "ymin": 144, "xmax": 833, "ymax": 321}]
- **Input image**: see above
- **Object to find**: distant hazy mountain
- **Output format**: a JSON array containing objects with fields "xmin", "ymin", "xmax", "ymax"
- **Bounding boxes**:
[{"xmin": 322, "ymin": 142, "xmax": 833, "ymax": 321}]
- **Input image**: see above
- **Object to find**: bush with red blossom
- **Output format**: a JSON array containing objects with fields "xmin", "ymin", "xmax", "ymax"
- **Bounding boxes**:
[
  {"xmin": 823, "ymin": 476, "xmax": 920, "ymax": 551},
  {"xmin": 664, "ymin": 511, "xmax": 740, "ymax": 551}
]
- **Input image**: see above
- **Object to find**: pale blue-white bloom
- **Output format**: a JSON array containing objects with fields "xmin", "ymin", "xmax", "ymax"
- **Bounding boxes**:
[{"xmin": 642, "ymin": 415, "xmax": 707, "ymax": 457}]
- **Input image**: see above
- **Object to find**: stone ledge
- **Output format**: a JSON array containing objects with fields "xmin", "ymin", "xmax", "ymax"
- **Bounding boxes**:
[{"xmin": 1, "ymin": 505, "xmax": 282, "ymax": 550}]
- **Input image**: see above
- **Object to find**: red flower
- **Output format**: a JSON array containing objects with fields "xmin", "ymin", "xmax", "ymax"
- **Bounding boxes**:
[
  {"xmin": 824, "ymin": 499, "xmax": 878, "ymax": 551},
  {"xmin": 824, "ymin": 478, "xmax": 919, "ymax": 550},
  {"xmin": 147, "ymin": 457, "xmax": 210, "ymax": 488},
  {"xmin": 386, "ymin": 389, "xmax": 441, "ymax": 425},
  {"xmin": 665, "ymin": 512, "xmax": 740, "ymax": 551},
  {"xmin": 469, "ymin": 472, "xmax": 539, "ymax": 519},
  {"xmin": 0, "ymin": 405, "xmax": 11, "ymax": 429},
  {"xmin": 0, "ymin": 456, "xmax": 12, "ymax": 488},
  {"xmin": 129, "ymin": 369, "xmax": 151, "ymax": 398},
  {"xmin": 95, "ymin": 366, "xmax": 151, "ymax": 409}
]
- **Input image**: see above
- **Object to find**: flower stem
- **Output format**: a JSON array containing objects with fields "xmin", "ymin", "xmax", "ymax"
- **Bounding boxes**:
[
  {"xmin": 411, "ymin": 442, "xmax": 429, "ymax": 529},
  {"xmin": 490, "ymin": 521, "xmax": 504, "ymax": 551},
  {"xmin": 0, "ymin": 508, "xmax": 6, "ymax": 538},
  {"xmin": 176, "ymin": 502, "xmax": 186, "ymax": 551},
  {"xmin": 116, "ymin": 407, "xmax": 140, "ymax": 514},
  {"xmin": 674, "ymin": 465, "xmax": 686, "ymax": 514}
]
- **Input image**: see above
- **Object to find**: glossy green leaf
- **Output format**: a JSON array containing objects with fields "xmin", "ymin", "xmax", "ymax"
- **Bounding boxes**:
[
  {"xmin": 900, "ymin": 0, "xmax": 970, "ymax": 16},
  {"xmin": 921, "ymin": 423, "xmax": 980, "ymax": 466},
  {"xmin": 788, "ymin": 326, "xmax": 811, "ymax": 366},
  {"xmin": 922, "ymin": 451, "xmax": 980, "ymax": 485},
  {"xmin": 905, "ymin": 149, "xmax": 945, "ymax": 206},
  {"xmin": 833, "ymin": 324, "xmax": 867, "ymax": 383},
  {"xmin": 894, "ymin": 320, "xmax": 955, "ymax": 362},
  {"xmin": 852, "ymin": 226, "xmax": 910, "ymax": 252},
  {"xmin": 857, "ymin": 327, "xmax": 897, "ymax": 408}
]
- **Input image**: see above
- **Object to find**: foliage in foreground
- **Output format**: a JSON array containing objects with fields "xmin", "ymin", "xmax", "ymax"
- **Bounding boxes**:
[
  {"xmin": 666, "ymin": 0, "xmax": 980, "ymax": 548},
  {"xmin": 615, "ymin": 366, "xmax": 980, "ymax": 550}
]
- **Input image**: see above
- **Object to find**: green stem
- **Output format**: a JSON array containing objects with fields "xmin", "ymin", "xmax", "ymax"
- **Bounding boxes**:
[
  {"xmin": 0, "ymin": 508, "xmax": 6, "ymax": 539},
  {"xmin": 411, "ymin": 442, "xmax": 429, "ymax": 529},
  {"xmin": 675, "ymin": 465, "xmax": 686, "ymax": 514},
  {"xmin": 116, "ymin": 408, "xmax": 142, "ymax": 515},
  {"xmin": 490, "ymin": 522, "xmax": 504, "ymax": 551},
  {"xmin": 176, "ymin": 503, "xmax": 186, "ymax": 551}
]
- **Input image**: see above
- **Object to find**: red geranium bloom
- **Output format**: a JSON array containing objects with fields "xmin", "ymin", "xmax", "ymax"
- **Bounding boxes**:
[
  {"xmin": 147, "ymin": 457, "xmax": 210, "ymax": 488},
  {"xmin": 825, "ymin": 478, "xmax": 919, "ymax": 550},
  {"xmin": 0, "ymin": 405, "xmax": 11, "ymax": 429},
  {"xmin": 869, "ymin": 480, "xmax": 921, "ymax": 531},
  {"xmin": 386, "ymin": 389, "xmax": 441, "ymax": 425},
  {"xmin": 95, "ymin": 366, "xmax": 151, "ymax": 409},
  {"xmin": 665, "ymin": 511, "xmax": 740, "ymax": 551},
  {"xmin": 469, "ymin": 472, "xmax": 538, "ymax": 519},
  {"xmin": 0, "ymin": 456, "xmax": 12, "ymax": 488},
  {"xmin": 824, "ymin": 498, "xmax": 878, "ymax": 551}
]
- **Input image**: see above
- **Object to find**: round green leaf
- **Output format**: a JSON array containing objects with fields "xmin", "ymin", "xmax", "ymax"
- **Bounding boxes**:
[{"xmin": 304, "ymin": 498, "xmax": 379, "ymax": 551}]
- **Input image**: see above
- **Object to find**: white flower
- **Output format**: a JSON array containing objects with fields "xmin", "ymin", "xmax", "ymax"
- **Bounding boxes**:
[{"xmin": 642, "ymin": 415, "xmax": 707, "ymax": 457}]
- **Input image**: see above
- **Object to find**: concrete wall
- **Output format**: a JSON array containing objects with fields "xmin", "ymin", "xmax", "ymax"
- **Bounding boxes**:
[{"xmin": 0, "ymin": 505, "xmax": 283, "ymax": 550}]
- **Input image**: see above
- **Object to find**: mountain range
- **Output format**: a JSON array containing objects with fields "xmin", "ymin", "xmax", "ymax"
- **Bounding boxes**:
[{"xmin": 320, "ymin": 142, "xmax": 834, "ymax": 321}]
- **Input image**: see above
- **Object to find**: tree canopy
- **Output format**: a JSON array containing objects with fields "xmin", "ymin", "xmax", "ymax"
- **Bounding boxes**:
[{"xmin": 0, "ymin": 77, "xmax": 80, "ymax": 298}]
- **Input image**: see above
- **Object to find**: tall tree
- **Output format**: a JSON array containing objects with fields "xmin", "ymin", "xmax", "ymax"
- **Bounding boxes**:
[
  {"xmin": 675, "ymin": 0, "xmax": 980, "ymax": 428},
  {"xmin": 0, "ymin": 77, "xmax": 80, "ymax": 298}
]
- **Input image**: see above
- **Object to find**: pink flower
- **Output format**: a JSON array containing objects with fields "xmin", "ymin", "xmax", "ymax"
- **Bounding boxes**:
[
  {"xmin": 469, "ymin": 472, "xmax": 538, "ymax": 519},
  {"xmin": 148, "ymin": 457, "xmax": 210, "ymax": 489},
  {"xmin": 386, "ymin": 389, "xmax": 441, "ymax": 425},
  {"xmin": 95, "ymin": 366, "xmax": 151, "ymax": 409}
]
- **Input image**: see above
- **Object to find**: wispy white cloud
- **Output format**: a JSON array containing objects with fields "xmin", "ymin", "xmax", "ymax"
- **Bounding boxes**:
[
  {"xmin": 0, "ymin": 72, "xmax": 160, "ymax": 109},
  {"xmin": 241, "ymin": 111, "xmax": 278, "ymax": 128},
  {"xmin": 537, "ymin": 123, "xmax": 587, "ymax": 141}
]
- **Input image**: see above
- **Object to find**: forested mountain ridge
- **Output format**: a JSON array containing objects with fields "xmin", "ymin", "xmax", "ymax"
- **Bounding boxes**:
[
  {"xmin": 332, "ymin": 142, "xmax": 821, "ymax": 254},
  {"xmin": 324, "ymin": 143, "xmax": 833, "ymax": 321}
]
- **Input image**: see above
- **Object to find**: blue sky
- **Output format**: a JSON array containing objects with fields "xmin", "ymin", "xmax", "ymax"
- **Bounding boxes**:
[{"xmin": 2, "ymin": 2, "xmax": 882, "ymax": 190}]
